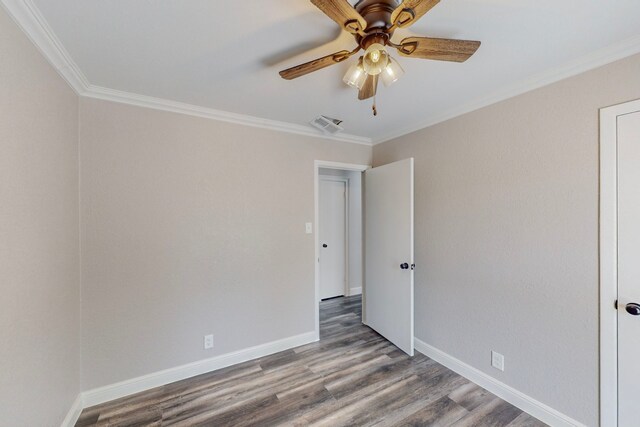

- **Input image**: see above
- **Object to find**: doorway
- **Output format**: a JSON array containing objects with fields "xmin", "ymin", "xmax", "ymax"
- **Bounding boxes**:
[
  {"xmin": 600, "ymin": 98, "xmax": 640, "ymax": 427},
  {"xmin": 313, "ymin": 159, "xmax": 415, "ymax": 357},
  {"xmin": 319, "ymin": 177, "xmax": 348, "ymax": 300},
  {"xmin": 314, "ymin": 161, "xmax": 368, "ymax": 341},
  {"xmin": 318, "ymin": 167, "xmax": 364, "ymax": 300}
]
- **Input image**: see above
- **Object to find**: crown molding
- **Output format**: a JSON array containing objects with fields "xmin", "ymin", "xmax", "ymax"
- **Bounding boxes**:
[
  {"xmin": 1, "ymin": 0, "xmax": 90, "ymax": 93},
  {"xmin": 373, "ymin": 34, "xmax": 640, "ymax": 145},
  {"xmin": 84, "ymin": 85, "xmax": 373, "ymax": 146},
  {"xmin": 1, "ymin": 0, "xmax": 372, "ymax": 147},
  {"xmin": 6, "ymin": 0, "xmax": 640, "ymax": 148}
]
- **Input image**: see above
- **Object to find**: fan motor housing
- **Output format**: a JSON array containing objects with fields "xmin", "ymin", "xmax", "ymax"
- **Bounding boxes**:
[
  {"xmin": 360, "ymin": 33, "xmax": 389, "ymax": 50},
  {"xmin": 354, "ymin": 0, "xmax": 401, "ymax": 33}
]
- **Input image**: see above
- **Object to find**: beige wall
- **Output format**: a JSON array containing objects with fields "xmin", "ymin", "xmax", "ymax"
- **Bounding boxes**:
[
  {"xmin": 373, "ymin": 53, "xmax": 640, "ymax": 425},
  {"xmin": 79, "ymin": 97, "xmax": 371, "ymax": 390},
  {"xmin": 6, "ymin": 0, "xmax": 640, "ymax": 419},
  {"xmin": 0, "ymin": 7, "xmax": 80, "ymax": 427}
]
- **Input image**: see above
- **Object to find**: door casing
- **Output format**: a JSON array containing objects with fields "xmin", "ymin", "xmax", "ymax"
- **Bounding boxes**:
[{"xmin": 599, "ymin": 98, "xmax": 640, "ymax": 427}]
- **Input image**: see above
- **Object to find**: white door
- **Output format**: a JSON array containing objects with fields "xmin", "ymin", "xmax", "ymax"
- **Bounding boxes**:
[
  {"xmin": 365, "ymin": 158, "xmax": 414, "ymax": 355},
  {"xmin": 617, "ymin": 110, "xmax": 640, "ymax": 426},
  {"xmin": 319, "ymin": 179, "xmax": 346, "ymax": 300}
]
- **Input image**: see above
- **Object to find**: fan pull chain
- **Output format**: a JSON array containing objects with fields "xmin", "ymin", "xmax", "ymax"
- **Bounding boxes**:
[{"xmin": 372, "ymin": 94, "xmax": 377, "ymax": 116}]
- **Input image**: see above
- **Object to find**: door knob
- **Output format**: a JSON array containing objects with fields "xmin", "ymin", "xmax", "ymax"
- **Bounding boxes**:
[
  {"xmin": 322, "ymin": 244, "xmax": 328, "ymax": 248},
  {"xmin": 626, "ymin": 303, "xmax": 640, "ymax": 316},
  {"xmin": 400, "ymin": 263, "xmax": 409, "ymax": 270}
]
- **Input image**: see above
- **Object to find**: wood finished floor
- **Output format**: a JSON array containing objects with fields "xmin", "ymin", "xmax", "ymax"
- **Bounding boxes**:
[{"xmin": 76, "ymin": 296, "xmax": 547, "ymax": 427}]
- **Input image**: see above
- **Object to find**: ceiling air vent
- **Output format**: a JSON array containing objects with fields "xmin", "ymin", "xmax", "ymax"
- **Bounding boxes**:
[{"xmin": 310, "ymin": 115, "xmax": 344, "ymax": 135}]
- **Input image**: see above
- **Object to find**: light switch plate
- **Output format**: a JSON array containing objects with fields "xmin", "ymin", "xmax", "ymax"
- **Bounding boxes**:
[{"xmin": 305, "ymin": 223, "xmax": 313, "ymax": 234}]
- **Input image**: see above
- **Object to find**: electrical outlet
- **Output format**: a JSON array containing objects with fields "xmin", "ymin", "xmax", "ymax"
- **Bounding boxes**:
[
  {"xmin": 305, "ymin": 222, "xmax": 313, "ymax": 234},
  {"xmin": 491, "ymin": 351, "xmax": 504, "ymax": 371},
  {"xmin": 204, "ymin": 334, "xmax": 214, "ymax": 350}
]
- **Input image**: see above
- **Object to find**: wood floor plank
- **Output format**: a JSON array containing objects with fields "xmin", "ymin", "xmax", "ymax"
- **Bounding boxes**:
[
  {"xmin": 95, "ymin": 405, "xmax": 162, "ymax": 427},
  {"xmin": 448, "ymin": 382, "xmax": 495, "ymax": 411},
  {"xmin": 161, "ymin": 365, "xmax": 317, "ymax": 424},
  {"xmin": 507, "ymin": 412, "xmax": 550, "ymax": 427},
  {"xmin": 258, "ymin": 349, "xmax": 301, "ymax": 371},
  {"xmin": 365, "ymin": 366, "xmax": 471, "ymax": 427},
  {"xmin": 276, "ymin": 354, "xmax": 392, "ymax": 401},
  {"xmin": 240, "ymin": 383, "xmax": 335, "ymax": 426},
  {"xmin": 74, "ymin": 410, "xmax": 100, "ymax": 427},
  {"xmin": 164, "ymin": 394, "xmax": 278, "ymax": 427},
  {"xmin": 452, "ymin": 396, "xmax": 523, "ymax": 427},
  {"xmin": 308, "ymin": 375, "xmax": 424, "ymax": 427},
  {"xmin": 75, "ymin": 295, "xmax": 544, "ymax": 426},
  {"xmin": 391, "ymin": 396, "xmax": 469, "ymax": 427},
  {"xmin": 324, "ymin": 355, "xmax": 431, "ymax": 400}
]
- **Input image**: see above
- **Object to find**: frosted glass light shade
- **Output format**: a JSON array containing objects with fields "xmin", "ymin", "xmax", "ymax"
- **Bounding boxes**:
[
  {"xmin": 343, "ymin": 59, "xmax": 367, "ymax": 89},
  {"xmin": 363, "ymin": 43, "xmax": 389, "ymax": 76},
  {"xmin": 381, "ymin": 56, "xmax": 405, "ymax": 87}
]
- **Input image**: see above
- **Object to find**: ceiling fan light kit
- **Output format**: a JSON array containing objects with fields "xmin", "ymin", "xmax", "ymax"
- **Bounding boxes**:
[
  {"xmin": 381, "ymin": 56, "xmax": 404, "ymax": 87},
  {"xmin": 343, "ymin": 58, "xmax": 368, "ymax": 89},
  {"xmin": 362, "ymin": 42, "xmax": 389, "ymax": 75},
  {"xmin": 279, "ymin": 0, "xmax": 481, "ymax": 116}
]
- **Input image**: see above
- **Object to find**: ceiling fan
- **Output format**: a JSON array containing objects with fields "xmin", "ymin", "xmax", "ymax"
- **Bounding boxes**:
[{"xmin": 279, "ymin": 0, "xmax": 481, "ymax": 115}]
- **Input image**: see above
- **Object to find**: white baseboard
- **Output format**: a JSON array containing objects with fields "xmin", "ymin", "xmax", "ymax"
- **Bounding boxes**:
[
  {"xmin": 413, "ymin": 338, "xmax": 586, "ymax": 427},
  {"xmin": 82, "ymin": 331, "xmax": 317, "ymax": 408},
  {"xmin": 60, "ymin": 394, "xmax": 83, "ymax": 427},
  {"xmin": 349, "ymin": 286, "xmax": 362, "ymax": 296},
  {"xmin": 67, "ymin": 333, "xmax": 581, "ymax": 426}
]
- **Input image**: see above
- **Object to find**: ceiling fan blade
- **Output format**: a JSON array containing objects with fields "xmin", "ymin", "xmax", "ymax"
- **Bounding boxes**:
[
  {"xmin": 391, "ymin": 0, "xmax": 440, "ymax": 28},
  {"xmin": 358, "ymin": 74, "xmax": 378, "ymax": 100},
  {"xmin": 279, "ymin": 50, "xmax": 352, "ymax": 80},
  {"xmin": 396, "ymin": 37, "xmax": 481, "ymax": 62},
  {"xmin": 310, "ymin": 0, "xmax": 367, "ymax": 34}
]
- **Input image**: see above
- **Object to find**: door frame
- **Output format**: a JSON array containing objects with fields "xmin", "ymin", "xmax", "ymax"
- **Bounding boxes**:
[
  {"xmin": 318, "ymin": 176, "xmax": 349, "ymax": 299},
  {"xmin": 314, "ymin": 160, "xmax": 370, "ymax": 340},
  {"xmin": 600, "ymin": 98, "xmax": 640, "ymax": 427}
]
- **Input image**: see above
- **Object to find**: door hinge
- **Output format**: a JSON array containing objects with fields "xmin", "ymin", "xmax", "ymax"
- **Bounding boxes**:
[{"xmin": 615, "ymin": 299, "xmax": 618, "ymax": 310}]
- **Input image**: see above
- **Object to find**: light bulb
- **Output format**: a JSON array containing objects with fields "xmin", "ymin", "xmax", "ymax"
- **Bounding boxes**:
[
  {"xmin": 363, "ymin": 43, "xmax": 389, "ymax": 76},
  {"xmin": 381, "ymin": 56, "xmax": 405, "ymax": 87},
  {"xmin": 342, "ymin": 58, "xmax": 367, "ymax": 89}
]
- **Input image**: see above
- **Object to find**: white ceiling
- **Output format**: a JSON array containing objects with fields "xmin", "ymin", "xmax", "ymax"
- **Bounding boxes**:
[{"xmin": 28, "ymin": 0, "xmax": 640, "ymax": 141}]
